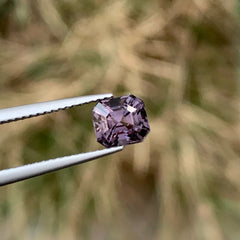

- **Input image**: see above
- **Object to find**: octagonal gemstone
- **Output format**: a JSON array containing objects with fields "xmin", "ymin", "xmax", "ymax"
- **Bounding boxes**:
[{"xmin": 92, "ymin": 94, "xmax": 150, "ymax": 147}]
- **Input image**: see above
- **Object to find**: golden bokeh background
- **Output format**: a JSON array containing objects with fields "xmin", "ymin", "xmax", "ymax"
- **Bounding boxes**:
[{"xmin": 0, "ymin": 0, "xmax": 240, "ymax": 239}]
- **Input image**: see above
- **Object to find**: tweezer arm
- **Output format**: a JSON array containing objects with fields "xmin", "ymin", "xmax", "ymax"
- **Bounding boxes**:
[
  {"xmin": 0, "ymin": 146, "xmax": 123, "ymax": 186},
  {"xmin": 0, "ymin": 93, "xmax": 113, "ymax": 124}
]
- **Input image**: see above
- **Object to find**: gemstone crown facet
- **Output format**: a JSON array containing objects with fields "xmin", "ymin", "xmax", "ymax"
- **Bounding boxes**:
[{"xmin": 92, "ymin": 94, "xmax": 150, "ymax": 147}]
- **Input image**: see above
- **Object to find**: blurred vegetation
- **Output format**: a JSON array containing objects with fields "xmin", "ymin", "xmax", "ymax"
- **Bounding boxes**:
[{"xmin": 0, "ymin": 0, "xmax": 240, "ymax": 239}]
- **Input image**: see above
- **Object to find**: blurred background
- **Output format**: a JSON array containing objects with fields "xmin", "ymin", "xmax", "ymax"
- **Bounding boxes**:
[{"xmin": 0, "ymin": 0, "xmax": 240, "ymax": 239}]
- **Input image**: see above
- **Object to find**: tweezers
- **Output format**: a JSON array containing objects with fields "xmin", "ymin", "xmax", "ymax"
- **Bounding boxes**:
[{"xmin": 0, "ymin": 93, "xmax": 124, "ymax": 186}]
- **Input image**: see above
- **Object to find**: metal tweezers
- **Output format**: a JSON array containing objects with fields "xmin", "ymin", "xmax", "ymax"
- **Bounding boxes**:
[{"xmin": 0, "ymin": 93, "xmax": 124, "ymax": 186}]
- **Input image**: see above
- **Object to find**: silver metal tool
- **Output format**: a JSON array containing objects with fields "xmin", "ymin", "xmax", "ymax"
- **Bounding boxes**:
[{"xmin": 0, "ymin": 93, "xmax": 124, "ymax": 186}]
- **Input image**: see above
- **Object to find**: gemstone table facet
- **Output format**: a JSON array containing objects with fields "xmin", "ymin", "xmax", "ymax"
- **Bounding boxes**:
[{"xmin": 92, "ymin": 94, "xmax": 150, "ymax": 147}]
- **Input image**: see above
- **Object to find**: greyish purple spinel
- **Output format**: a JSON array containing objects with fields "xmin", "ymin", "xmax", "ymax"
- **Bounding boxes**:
[{"xmin": 92, "ymin": 94, "xmax": 150, "ymax": 147}]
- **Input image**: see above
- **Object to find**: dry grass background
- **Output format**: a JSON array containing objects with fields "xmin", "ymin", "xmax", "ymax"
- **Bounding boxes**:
[{"xmin": 0, "ymin": 0, "xmax": 240, "ymax": 239}]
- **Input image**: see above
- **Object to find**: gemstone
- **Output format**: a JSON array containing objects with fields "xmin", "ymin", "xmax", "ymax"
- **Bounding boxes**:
[{"xmin": 92, "ymin": 94, "xmax": 150, "ymax": 147}]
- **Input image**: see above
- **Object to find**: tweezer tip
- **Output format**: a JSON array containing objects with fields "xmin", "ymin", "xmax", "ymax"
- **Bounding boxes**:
[
  {"xmin": 93, "ymin": 145, "xmax": 124, "ymax": 157},
  {"xmin": 105, "ymin": 145, "xmax": 124, "ymax": 152},
  {"xmin": 95, "ymin": 93, "xmax": 113, "ymax": 101}
]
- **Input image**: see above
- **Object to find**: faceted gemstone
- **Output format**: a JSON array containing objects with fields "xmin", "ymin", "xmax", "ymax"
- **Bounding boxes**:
[{"xmin": 92, "ymin": 94, "xmax": 150, "ymax": 147}]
